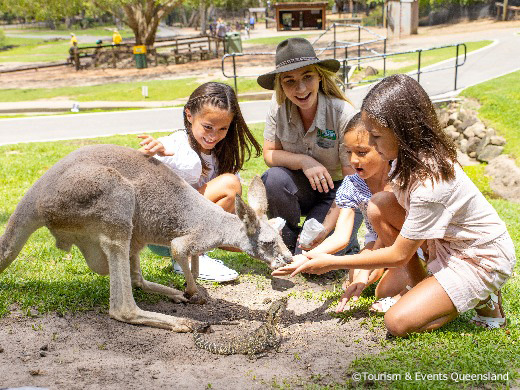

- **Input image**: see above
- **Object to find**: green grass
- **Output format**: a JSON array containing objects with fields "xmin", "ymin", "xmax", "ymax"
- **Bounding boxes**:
[
  {"xmin": 0, "ymin": 38, "xmax": 70, "ymax": 62},
  {"xmin": 461, "ymin": 70, "xmax": 520, "ymax": 164},
  {"xmin": 0, "ymin": 77, "xmax": 265, "ymax": 102},
  {"xmin": 246, "ymin": 34, "xmax": 313, "ymax": 45},
  {"xmin": 4, "ymin": 27, "xmax": 133, "ymax": 38}
]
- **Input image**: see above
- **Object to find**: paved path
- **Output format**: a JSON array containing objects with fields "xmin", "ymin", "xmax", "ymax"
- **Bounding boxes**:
[
  {"xmin": 0, "ymin": 27, "xmax": 518, "ymax": 146},
  {"xmin": 0, "ymin": 101, "xmax": 269, "ymax": 146}
]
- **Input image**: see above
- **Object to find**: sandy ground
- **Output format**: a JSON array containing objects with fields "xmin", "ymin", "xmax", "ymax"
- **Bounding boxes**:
[{"xmin": 0, "ymin": 273, "xmax": 386, "ymax": 389}]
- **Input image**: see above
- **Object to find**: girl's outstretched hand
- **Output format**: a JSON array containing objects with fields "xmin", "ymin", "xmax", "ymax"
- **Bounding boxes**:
[
  {"xmin": 137, "ymin": 134, "xmax": 173, "ymax": 156},
  {"xmin": 271, "ymin": 254, "xmax": 309, "ymax": 276},
  {"xmin": 336, "ymin": 269, "xmax": 370, "ymax": 312},
  {"xmin": 289, "ymin": 253, "xmax": 338, "ymax": 277}
]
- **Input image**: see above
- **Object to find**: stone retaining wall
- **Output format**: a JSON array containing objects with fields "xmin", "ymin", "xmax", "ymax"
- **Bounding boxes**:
[{"xmin": 436, "ymin": 100, "xmax": 506, "ymax": 163}]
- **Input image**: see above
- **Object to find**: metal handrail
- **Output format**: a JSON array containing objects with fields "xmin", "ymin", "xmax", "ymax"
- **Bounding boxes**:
[
  {"xmin": 341, "ymin": 43, "xmax": 467, "ymax": 91},
  {"xmin": 221, "ymin": 42, "xmax": 467, "ymax": 94}
]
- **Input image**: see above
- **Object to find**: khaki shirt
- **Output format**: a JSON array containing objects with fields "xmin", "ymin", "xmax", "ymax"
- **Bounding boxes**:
[{"xmin": 264, "ymin": 92, "xmax": 356, "ymax": 181}]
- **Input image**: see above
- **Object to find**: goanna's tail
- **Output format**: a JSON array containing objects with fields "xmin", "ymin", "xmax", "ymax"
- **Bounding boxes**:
[{"xmin": 0, "ymin": 191, "xmax": 43, "ymax": 273}]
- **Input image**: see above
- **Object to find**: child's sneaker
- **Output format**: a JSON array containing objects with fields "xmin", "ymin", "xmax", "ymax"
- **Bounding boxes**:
[{"xmin": 173, "ymin": 254, "xmax": 238, "ymax": 282}]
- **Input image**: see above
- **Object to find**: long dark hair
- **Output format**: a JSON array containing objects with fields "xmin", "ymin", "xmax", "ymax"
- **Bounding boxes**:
[
  {"xmin": 361, "ymin": 74, "xmax": 457, "ymax": 190},
  {"xmin": 183, "ymin": 82, "xmax": 261, "ymax": 175}
]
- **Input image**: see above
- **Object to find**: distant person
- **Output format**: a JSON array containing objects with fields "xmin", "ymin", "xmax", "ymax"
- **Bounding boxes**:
[
  {"xmin": 69, "ymin": 33, "xmax": 78, "ymax": 46},
  {"xmin": 136, "ymin": 82, "xmax": 262, "ymax": 282},
  {"xmin": 112, "ymin": 30, "xmax": 122, "ymax": 45},
  {"xmin": 249, "ymin": 15, "xmax": 255, "ymax": 30}
]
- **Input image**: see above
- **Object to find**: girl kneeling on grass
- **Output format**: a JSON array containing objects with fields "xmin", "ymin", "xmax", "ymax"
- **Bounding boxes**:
[
  {"xmin": 137, "ymin": 82, "xmax": 262, "ymax": 282},
  {"xmin": 290, "ymin": 112, "xmax": 427, "ymax": 313},
  {"xmin": 274, "ymin": 74, "xmax": 516, "ymax": 335}
]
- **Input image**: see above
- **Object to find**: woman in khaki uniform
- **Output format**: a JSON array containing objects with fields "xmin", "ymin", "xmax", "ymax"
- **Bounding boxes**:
[{"xmin": 257, "ymin": 38, "xmax": 361, "ymax": 254}]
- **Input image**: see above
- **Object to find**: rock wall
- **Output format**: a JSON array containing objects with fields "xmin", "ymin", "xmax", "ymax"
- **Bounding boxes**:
[{"xmin": 436, "ymin": 100, "xmax": 506, "ymax": 163}]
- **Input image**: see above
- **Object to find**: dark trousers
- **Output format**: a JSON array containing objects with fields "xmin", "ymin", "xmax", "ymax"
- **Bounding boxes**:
[{"xmin": 261, "ymin": 167, "xmax": 362, "ymax": 255}]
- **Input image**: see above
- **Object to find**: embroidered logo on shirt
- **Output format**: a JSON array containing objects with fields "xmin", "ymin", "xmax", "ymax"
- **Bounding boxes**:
[
  {"xmin": 317, "ymin": 128, "xmax": 337, "ymax": 140},
  {"xmin": 316, "ymin": 128, "xmax": 336, "ymax": 149}
]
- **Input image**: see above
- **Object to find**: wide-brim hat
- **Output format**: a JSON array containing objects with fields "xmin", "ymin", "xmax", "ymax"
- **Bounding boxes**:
[{"xmin": 257, "ymin": 38, "xmax": 340, "ymax": 90}]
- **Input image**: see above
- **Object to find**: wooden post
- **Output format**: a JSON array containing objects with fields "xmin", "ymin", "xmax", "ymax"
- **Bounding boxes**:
[
  {"xmin": 503, "ymin": 0, "xmax": 509, "ymax": 20},
  {"xmin": 73, "ymin": 46, "xmax": 80, "ymax": 71}
]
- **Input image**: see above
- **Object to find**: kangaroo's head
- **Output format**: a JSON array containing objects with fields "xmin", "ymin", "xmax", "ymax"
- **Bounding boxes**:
[{"xmin": 235, "ymin": 176, "xmax": 292, "ymax": 269}]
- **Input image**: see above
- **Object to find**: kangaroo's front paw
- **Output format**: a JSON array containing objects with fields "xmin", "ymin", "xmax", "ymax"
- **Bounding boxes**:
[{"xmin": 185, "ymin": 292, "xmax": 207, "ymax": 305}]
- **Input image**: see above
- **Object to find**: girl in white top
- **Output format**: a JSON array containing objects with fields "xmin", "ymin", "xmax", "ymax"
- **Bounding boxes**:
[
  {"xmin": 138, "ymin": 81, "xmax": 261, "ymax": 212},
  {"xmin": 275, "ymin": 74, "xmax": 516, "ymax": 336},
  {"xmin": 138, "ymin": 82, "xmax": 262, "ymax": 281}
]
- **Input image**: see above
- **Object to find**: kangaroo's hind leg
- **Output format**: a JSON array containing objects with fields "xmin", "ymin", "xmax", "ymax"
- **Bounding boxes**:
[
  {"xmin": 129, "ymin": 244, "xmax": 187, "ymax": 303},
  {"xmin": 104, "ymin": 234, "xmax": 194, "ymax": 332}
]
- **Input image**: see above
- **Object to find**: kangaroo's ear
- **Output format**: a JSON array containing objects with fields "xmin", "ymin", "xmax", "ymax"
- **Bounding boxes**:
[
  {"xmin": 247, "ymin": 176, "xmax": 268, "ymax": 217},
  {"xmin": 235, "ymin": 194, "xmax": 260, "ymax": 236}
]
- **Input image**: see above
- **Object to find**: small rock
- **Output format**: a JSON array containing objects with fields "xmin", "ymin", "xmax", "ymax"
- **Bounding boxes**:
[
  {"xmin": 466, "ymin": 122, "xmax": 485, "ymax": 136},
  {"xmin": 448, "ymin": 112, "xmax": 458, "ymax": 125},
  {"xmin": 477, "ymin": 145, "xmax": 504, "ymax": 162},
  {"xmin": 459, "ymin": 138, "xmax": 468, "ymax": 154},
  {"xmin": 466, "ymin": 137, "xmax": 481, "ymax": 154},
  {"xmin": 450, "ymin": 131, "xmax": 459, "ymax": 140},
  {"xmin": 458, "ymin": 108, "xmax": 468, "ymax": 123},
  {"xmin": 453, "ymin": 119, "xmax": 463, "ymax": 131},
  {"xmin": 463, "ymin": 127, "xmax": 475, "ymax": 138},
  {"xmin": 364, "ymin": 66, "xmax": 378, "ymax": 76},
  {"xmin": 40, "ymin": 344, "xmax": 49, "ymax": 351},
  {"xmin": 460, "ymin": 117, "xmax": 478, "ymax": 131},
  {"xmin": 40, "ymin": 351, "xmax": 48, "ymax": 357},
  {"xmin": 0, "ymin": 346, "xmax": 4, "ymax": 353},
  {"xmin": 29, "ymin": 369, "xmax": 44, "ymax": 376},
  {"xmin": 486, "ymin": 128, "xmax": 496, "ymax": 137},
  {"xmin": 477, "ymin": 136, "xmax": 491, "ymax": 155},
  {"xmin": 469, "ymin": 151, "xmax": 477, "ymax": 158},
  {"xmin": 490, "ymin": 135, "xmax": 506, "ymax": 146}
]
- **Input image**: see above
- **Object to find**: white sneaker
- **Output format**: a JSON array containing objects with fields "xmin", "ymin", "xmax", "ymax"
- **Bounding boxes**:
[{"xmin": 173, "ymin": 254, "xmax": 238, "ymax": 282}]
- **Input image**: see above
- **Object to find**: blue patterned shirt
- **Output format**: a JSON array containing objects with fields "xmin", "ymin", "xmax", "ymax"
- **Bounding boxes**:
[{"xmin": 335, "ymin": 174, "xmax": 377, "ymax": 244}]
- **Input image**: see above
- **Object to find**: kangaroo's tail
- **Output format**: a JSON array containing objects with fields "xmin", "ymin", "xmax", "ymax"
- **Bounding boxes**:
[{"xmin": 0, "ymin": 191, "xmax": 43, "ymax": 273}]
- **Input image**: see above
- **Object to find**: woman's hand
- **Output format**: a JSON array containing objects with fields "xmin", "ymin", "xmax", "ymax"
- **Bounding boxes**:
[
  {"xmin": 298, "ymin": 229, "xmax": 328, "ymax": 251},
  {"xmin": 301, "ymin": 156, "xmax": 333, "ymax": 193},
  {"xmin": 271, "ymin": 254, "xmax": 309, "ymax": 276},
  {"xmin": 336, "ymin": 269, "xmax": 370, "ymax": 312},
  {"xmin": 137, "ymin": 134, "xmax": 173, "ymax": 156}
]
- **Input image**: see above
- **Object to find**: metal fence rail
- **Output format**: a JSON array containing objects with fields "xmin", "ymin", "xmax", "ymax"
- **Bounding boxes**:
[{"xmin": 221, "ymin": 24, "xmax": 467, "ymax": 94}]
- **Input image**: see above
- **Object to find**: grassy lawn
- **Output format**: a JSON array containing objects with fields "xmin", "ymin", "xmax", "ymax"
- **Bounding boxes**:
[
  {"xmin": 0, "ymin": 78, "xmax": 265, "ymax": 102},
  {"xmin": 246, "ymin": 34, "xmax": 313, "ymax": 45},
  {"xmin": 461, "ymin": 70, "xmax": 520, "ymax": 164},
  {"xmin": 0, "ymin": 36, "xmax": 70, "ymax": 63},
  {"xmin": 4, "ymin": 27, "xmax": 133, "ymax": 38}
]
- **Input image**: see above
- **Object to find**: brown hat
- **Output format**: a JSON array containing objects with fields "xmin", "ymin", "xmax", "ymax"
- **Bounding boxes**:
[{"xmin": 257, "ymin": 38, "xmax": 340, "ymax": 90}]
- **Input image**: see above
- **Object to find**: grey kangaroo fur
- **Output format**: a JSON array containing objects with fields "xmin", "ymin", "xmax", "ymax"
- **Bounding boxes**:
[{"xmin": 0, "ymin": 144, "xmax": 292, "ymax": 332}]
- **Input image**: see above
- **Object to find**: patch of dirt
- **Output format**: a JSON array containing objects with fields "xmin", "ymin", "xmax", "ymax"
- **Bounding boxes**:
[{"xmin": 0, "ymin": 276, "xmax": 386, "ymax": 389}]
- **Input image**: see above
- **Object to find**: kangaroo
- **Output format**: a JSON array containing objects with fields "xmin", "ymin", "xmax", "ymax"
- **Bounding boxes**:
[{"xmin": 0, "ymin": 144, "xmax": 292, "ymax": 332}]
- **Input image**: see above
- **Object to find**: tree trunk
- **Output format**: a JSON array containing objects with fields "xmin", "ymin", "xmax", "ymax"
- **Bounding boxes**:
[
  {"xmin": 180, "ymin": 7, "xmax": 188, "ymax": 25},
  {"xmin": 189, "ymin": 10, "xmax": 199, "ymax": 27},
  {"xmin": 199, "ymin": 0, "xmax": 207, "ymax": 34}
]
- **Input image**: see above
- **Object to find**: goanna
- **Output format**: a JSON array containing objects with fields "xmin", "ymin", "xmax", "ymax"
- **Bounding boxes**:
[{"xmin": 194, "ymin": 296, "xmax": 288, "ymax": 356}]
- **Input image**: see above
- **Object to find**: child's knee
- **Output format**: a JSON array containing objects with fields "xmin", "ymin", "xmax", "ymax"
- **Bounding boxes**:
[
  {"xmin": 384, "ymin": 309, "xmax": 413, "ymax": 337},
  {"xmin": 220, "ymin": 173, "xmax": 242, "ymax": 196},
  {"xmin": 367, "ymin": 192, "xmax": 397, "ymax": 225}
]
